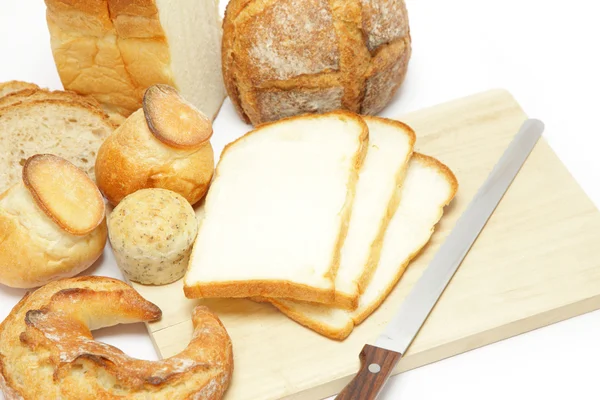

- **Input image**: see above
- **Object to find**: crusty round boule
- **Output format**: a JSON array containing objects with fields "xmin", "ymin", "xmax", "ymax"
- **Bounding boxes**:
[
  {"xmin": 95, "ymin": 84, "xmax": 214, "ymax": 206},
  {"xmin": 0, "ymin": 154, "xmax": 107, "ymax": 289},
  {"xmin": 108, "ymin": 188, "xmax": 199, "ymax": 285},
  {"xmin": 222, "ymin": 0, "xmax": 411, "ymax": 125}
]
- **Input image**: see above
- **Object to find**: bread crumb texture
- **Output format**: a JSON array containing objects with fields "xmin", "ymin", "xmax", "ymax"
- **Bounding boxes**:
[{"xmin": 223, "ymin": 0, "xmax": 412, "ymax": 125}]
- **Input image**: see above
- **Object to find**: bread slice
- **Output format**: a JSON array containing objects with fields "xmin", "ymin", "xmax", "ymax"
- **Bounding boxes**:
[
  {"xmin": 0, "ymin": 100, "xmax": 114, "ymax": 193},
  {"xmin": 0, "ymin": 81, "xmax": 39, "ymax": 98},
  {"xmin": 268, "ymin": 154, "xmax": 458, "ymax": 339},
  {"xmin": 0, "ymin": 88, "xmax": 102, "ymax": 110},
  {"xmin": 331, "ymin": 116, "xmax": 415, "ymax": 309},
  {"xmin": 184, "ymin": 111, "xmax": 369, "ymax": 304},
  {"xmin": 45, "ymin": 0, "xmax": 226, "ymax": 120}
]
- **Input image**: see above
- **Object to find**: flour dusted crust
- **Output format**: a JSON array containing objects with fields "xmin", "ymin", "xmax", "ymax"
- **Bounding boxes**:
[
  {"xmin": 0, "ymin": 276, "xmax": 233, "ymax": 399},
  {"xmin": 223, "ymin": 0, "xmax": 411, "ymax": 125}
]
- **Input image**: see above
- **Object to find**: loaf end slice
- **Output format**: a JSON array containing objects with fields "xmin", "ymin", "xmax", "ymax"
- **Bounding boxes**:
[
  {"xmin": 268, "ymin": 153, "xmax": 458, "ymax": 339},
  {"xmin": 0, "ymin": 100, "xmax": 114, "ymax": 192},
  {"xmin": 184, "ymin": 111, "xmax": 369, "ymax": 304}
]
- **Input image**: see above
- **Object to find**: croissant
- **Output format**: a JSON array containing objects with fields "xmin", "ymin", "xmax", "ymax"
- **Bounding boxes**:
[{"xmin": 0, "ymin": 276, "xmax": 233, "ymax": 399}]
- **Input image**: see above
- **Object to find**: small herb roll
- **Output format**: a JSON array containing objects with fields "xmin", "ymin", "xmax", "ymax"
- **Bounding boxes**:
[{"xmin": 108, "ymin": 188, "xmax": 198, "ymax": 285}]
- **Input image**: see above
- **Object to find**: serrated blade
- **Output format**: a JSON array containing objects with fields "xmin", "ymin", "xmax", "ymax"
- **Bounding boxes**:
[{"xmin": 375, "ymin": 119, "xmax": 544, "ymax": 355}]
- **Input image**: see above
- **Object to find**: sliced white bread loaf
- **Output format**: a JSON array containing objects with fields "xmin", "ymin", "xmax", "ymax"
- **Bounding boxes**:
[
  {"xmin": 45, "ymin": 0, "xmax": 226, "ymax": 120},
  {"xmin": 0, "ymin": 100, "xmax": 114, "ymax": 192},
  {"xmin": 184, "ymin": 111, "xmax": 369, "ymax": 304},
  {"xmin": 268, "ymin": 154, "xmax": 458, "ymax": 339},
  {"xmin": 331, "ymin": 116, "xmax": 414, "ymax": 309}
]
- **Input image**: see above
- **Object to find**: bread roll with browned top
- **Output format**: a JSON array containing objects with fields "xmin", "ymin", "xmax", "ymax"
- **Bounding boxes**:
[
  {"xmin": 0, "ymin": 154, "xmax": 107, "ymax": 288},
  {"xmin": 95, "ymin": 84, "xmax": 214, "ymax": 206}
]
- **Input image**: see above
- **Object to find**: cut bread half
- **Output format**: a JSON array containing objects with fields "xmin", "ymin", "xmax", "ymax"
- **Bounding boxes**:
[
  {"xmin": 184, "ymin": 111, "xmax": 369, "ymax": 304},
  {"xmin": 0, "ymin": 100, "xmax": 114, "ymax": 193},
  {"xmin": 0, "ymin": 81, "xmax": 39, "ymax": 98},
  {"xmin": 268, "ymin": 153, "xmax": 458, "ymax": 340}
]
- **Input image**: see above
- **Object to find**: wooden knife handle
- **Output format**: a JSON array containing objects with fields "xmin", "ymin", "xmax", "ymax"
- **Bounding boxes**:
[{"xmin": 336, "ymin": 344, "xmax": 403, "ymax": 400}]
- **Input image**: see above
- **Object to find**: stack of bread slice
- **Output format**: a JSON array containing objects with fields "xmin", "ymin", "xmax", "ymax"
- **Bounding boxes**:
[
  {"xmin": 0, "ymin": 81, "xmax": 114, "ymax": 193},
  {"xmin": 184, "ymin": 111, "xmax": 458, "ymax": 340}
]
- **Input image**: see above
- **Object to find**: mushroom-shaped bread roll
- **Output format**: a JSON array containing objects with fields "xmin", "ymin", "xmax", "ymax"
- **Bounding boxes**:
[
  {"xmin": 95, "ymin": 84, "xmax": 214, "ymax": 206},
  {"xmin": 0, "ymin": 154, "xmax": 107, "ymax": 288}
]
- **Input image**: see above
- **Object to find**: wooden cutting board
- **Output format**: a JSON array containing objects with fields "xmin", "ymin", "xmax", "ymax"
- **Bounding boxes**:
[{"xmin": 130, "ymin": 89, "xmax": 600, "ymax": 400}]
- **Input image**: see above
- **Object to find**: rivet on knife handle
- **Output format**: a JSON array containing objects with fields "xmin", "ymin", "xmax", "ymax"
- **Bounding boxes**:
[{"xmin": 335, "ymin": 345, "xmax": 402, "ymax": 400}]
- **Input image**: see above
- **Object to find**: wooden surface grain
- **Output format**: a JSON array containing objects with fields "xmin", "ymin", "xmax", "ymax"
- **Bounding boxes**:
[{"xmin": 131, "ymin": 89, "xmax": 600, "ymax": 400}]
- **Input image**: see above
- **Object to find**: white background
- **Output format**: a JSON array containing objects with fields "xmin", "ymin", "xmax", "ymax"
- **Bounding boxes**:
[{"xmin": 1, "ymin": 1, "xmax": 600, "ymax": 399}]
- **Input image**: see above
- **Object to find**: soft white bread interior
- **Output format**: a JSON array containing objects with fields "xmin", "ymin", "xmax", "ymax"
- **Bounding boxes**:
[
  {"xmin": 0, "ymin": 100, "xmax": 114, "ymax": 193},
  {"xmin": 332, "ymin": 116, "xmax": 415, "ymax": 309},
  {"xmin": 184, "ymin": 111, "xmax": 369, "ymax": 304},
  {"xmin": 44, "ymin": 0, "xmax": 226, "ymax": 120},
  {"xmin": 0, "ymin": 155, "xmax": 107, "ymax": 289},
  {"xmin": 268, "ymin": 154, "xmax": 458, "ymax": 339}
]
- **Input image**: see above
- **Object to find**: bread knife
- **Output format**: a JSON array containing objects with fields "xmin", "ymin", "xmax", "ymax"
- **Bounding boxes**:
[{"xmin": 335, "ymin": 119, "xmax": 545, "ymax": 399}]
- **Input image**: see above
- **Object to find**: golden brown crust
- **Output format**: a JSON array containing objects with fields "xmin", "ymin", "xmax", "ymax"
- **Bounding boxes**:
[
  {"xmin": 269, "ymin": 300, "xmax": 355, "ymax": 341},
  {"xmin": 222, "ymin": 0, "xmax": 411, "ymax": 125},
  {"xmin": 184, "ymin": 280, "xmax": 337, "ymax": 305},
  {"xmin": 143, "ymin": 85, "xmax": 213, "ymax": 148},
  {"xmin": 266, "ymin": 152, "xmax": 458, "ymax": 340},
  {"xmin": 353, "ymin": 153, "xmax": 458, "ymax": 324},
  {"xmin": 0, "ymin": 81, "xmax": 39, "ymax": 98},
  {"xmin": 0, "ymin": 88, "xmax": 104, "ymax": 111},
  {"xmin": 23, "ymin": 154, "xmax": 105, "ymax": 236},
  {"xmin": 44, "ymin": 0, "xmax": 172, "ymax": 117},
  {"xmin": 0, "ymin": 182, "xmax": 107, "ymax": 289},
  {"xmin": 95, "ymin": 106, "xmax": 214, "ymax": 206},
  {"xmin": 0, "ymin": 276, "xmax": 233, "ymax": 399},
  {"xmin": 361, "ymin": 37, "xmax": 411, "ymax": 114}
]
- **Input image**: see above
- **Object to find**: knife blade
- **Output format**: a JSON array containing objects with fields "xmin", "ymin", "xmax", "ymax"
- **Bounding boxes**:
[{"xmin": 335, "ymin": 118, "xmax": 545, "ymax": 400}]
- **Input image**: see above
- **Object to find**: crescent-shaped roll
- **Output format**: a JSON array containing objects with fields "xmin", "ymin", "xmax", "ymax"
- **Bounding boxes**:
[{"xmin": 0, "ymin": 276, "xmax": 233, "ymax": 399}]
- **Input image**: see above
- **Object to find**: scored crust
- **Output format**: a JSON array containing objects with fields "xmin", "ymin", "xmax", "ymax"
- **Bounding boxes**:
[
  {"xmin": 222, "ymin": 0, "xmax": 412, "ymax": 125},
  {"xmin": 23, "ymin": 154, "xmax": 105, "ymax": 236},
  {"xmin": 143, "ymin": 84, "xmax": 213, "ymax": 149}
]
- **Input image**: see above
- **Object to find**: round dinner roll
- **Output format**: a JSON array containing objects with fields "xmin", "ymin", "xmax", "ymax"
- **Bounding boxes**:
[
  {"xmin": 108, "ymin": 188, "xmax": 199, "ymax": 285},
  {"xmin": 95, "ymin": 84, "xmax": 214, "ymax": 206},
  {"xmin": 0, "ymin": 154, "xmax": 107, "ymax": 288}
]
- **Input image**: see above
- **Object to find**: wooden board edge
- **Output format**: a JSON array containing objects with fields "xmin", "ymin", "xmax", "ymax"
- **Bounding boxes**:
[{"xmin": 280, "ymin": 293, "xmax": 600, "ymax": 400}]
